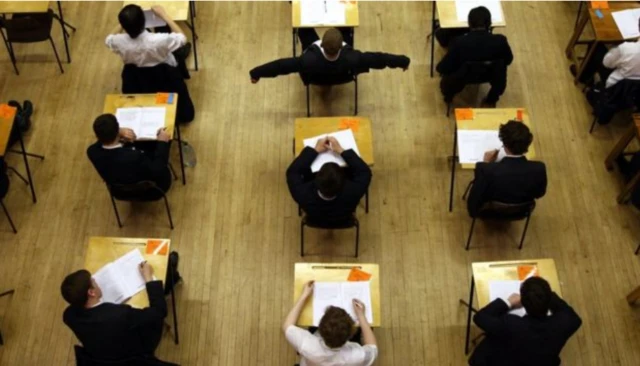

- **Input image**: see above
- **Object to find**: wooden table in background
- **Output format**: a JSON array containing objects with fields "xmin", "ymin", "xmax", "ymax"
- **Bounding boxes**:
[
  {"xmin": 294, "ymin": 116, "xmax": 374, "ymax": 166},
  {"xmin": 0, "ymin": 105, "xmax": 17, "ymax": 157},
  {"xmin": 103, "ymin": 93, "xmax": 178, "ymax": 138},
  {"xmin": 605, "ymin": 114, "xmax": 640, "ymax": 203},
  {"xmin": 293, "ymin": 262, "xmax": 381, "ymax": 327},
  {"xmin": 462, "ymin": 258, "xmax": 561, "ymax": 354}
]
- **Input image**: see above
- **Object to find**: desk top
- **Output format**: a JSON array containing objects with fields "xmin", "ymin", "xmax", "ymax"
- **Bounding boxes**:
[
  {"xmin": 103, "ymin": 93, "xmax": 178, "ymax": 137},
  {"xmin": 292, "ymin": 0, "xmax": 359, "ymax": 28},
  {"xmin": 472, "ymin": 258, "xmax": 561, "ymax": 309},
  {"xmin": 588, "ymin": 2, "xmax": 640, "ymax": 42},
  {"xmin": 437, "ymin": 1, "xmax": 506, "ymax": 29},
  {"xmin": 123, "ymin": 1, "xmax": 190, "ymax": 22},
  {"xmin": 294, "ymin": 116, "xmax": 374, "ymax": 166},
  {"xmin": 84, "ymin": 236, "xmax": 170, "ymax": 309},
  {"xmin": 294, "ymin": 263, "xmax": 381, "ymax": 327},
  {"xmin": 455, "ymin": 108, "xmax": 535, "ymax": 169},
  {"xmin": 0, "ymin": 1, "xmax": 49, "ymax": 14},
  {"xmin": 0, "ymin": 105, "xmax": 17, "ymax": 157}
]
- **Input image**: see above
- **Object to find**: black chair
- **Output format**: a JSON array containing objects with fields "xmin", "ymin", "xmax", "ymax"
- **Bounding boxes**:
[
  {"xmin": 465, "ymin": 200, "xmax": 536, "ymax": 251},
  {"xmin": 586, "ymin": 79, "xmax": 640, "ymax": 133},
  {"xmin": 107, "ymin": 181, "xmax": 174, "ymax": 229},
  {"xmin": 0, "ymin": 161, "xmax": 16, "ymax": 234},
  {"xmin": 301, "ymin": 214, "xmax": 359, "ymax": 257},
  {"xmin": 0, "ymin": 10, "xmax": 64, "ymax": 75},
  {"xmin": 302, "ymin": 72, "xmax": 358, "ymax": 117},
  {"xmin": 442, "ymin": 60, "xmax": 505, "ymax": 117},
  {"xmin": 74, "ymin": 345, "xmax": 179, "ymax": 366}
]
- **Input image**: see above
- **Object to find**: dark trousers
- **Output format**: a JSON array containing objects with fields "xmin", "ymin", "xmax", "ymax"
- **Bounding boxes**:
[
  {"xmin": 129, "ymin": 141, "xmax": 173, "ymax": 194},
  {"xmin": 163, "ymin": 251, "xmax": 181, "ymax": 295},
  {"xmin": 298, "ymin": 27, "xmax": 354, "ymax": 51},
  {"xmin": 440, "ymin": 72, "xmax": 507, "ymax": 104},
  {"xmin": 616, "ymin": 152, "xmax": 640, "ymax": 208},
  {"xmin": 577, "ymin": 43, "xmax": 613, "ymax": 85}
]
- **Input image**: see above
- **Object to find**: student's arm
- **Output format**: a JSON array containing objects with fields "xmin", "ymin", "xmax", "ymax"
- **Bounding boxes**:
[
  {"xmin": 328, "ymin": 137, "xmax": 372, "ymax": 195},
  {"xmin": 353, "ymin": 299, "xmax": 376, "ymax": 346},
  {"xmin": 603, "ymin": 46, "xmax": 622, "ymax": 69},
  {"xmin": 467, "ymin": 163, "xmax": 491, "ymax": 217},
  {"xmin": 436, "ymin": 41, "xmax": 460, "ymax": 75},
  {"xmin": 355, "ymin": 51, "xmax": 410, "ymax": 71},
  {"xmin": 250, "ymin": 57, "xmax": 302, "ymax": 82},
  {"xmin": 534, "ymin": 163, "xmax": 547, "ymax": 199},
  {"xmin": 152, "ymin": 5, "xmax": 185, "ymax": 35},
  {"xmin": 286, "ymin": 140, "xmax": 328, "ymax": 204},
  {"xmin": 127, "ymin": 263, "xmax": 168, "ymax": 329},
  {"xmin": 472, "ymin": 298, "xmax": 512, "ymax": 338},
  {"xmin": 548, "ymin": 292, "xmax": 583, "ymax": 337},
  {"xmin": 282, "ymin": 281, "xmax": 314, "ymax": 333},
  {"xmin": 500, "ymin": 35, "xmax": 514, "ymax": 66}
]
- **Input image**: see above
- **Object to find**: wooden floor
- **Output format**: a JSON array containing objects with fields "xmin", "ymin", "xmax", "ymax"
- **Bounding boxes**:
[{"xmin": 0, "ymin": 1, "xmax": 639, "ymax": 365}]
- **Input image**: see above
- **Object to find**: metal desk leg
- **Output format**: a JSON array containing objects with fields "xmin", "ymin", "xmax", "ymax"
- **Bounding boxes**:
[
  {"xmin": 16, "ymin": 130, "xmax": 43, "ymax": 203},
  {"xmin": 169, "ymin": 269, "xmax": 179, "ymax": 344},
  {"xmin": 430, "ymin": 1, "xmax": 437, "ymax": 78},
  {"xmin": 175, "ymin": 125, "xmax": 186, "ymax": 185},
  {"xmin": 464, "ymin": 276, "xmax": 475, "ymax": 355},
  {"xmin": 0, "ymin": 289, "xmax": 15, "ymax": 346},
  {"xmin": 189, "ymin": 1, "xmax": 198, "ymax": 71},
  {"xmin": 293, "ymin": 28, "xmax": 297, "ymax": 57},
  {"xmin": 56, "ymin": 1, "xmax": 73, "ymax": 63},
  {"xmin": 449, "ymin": 123, "xmax": 457, "ymax": 212}
]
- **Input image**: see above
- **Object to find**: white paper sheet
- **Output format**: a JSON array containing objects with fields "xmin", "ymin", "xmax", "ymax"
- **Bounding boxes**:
[
  {"xmin": 143, "ymin": 9, "xmax": 167, "ymax": 29},
  {"xmin": 455, "ymin": 0, "xmax": 504, "ymax": 23},
  {"xmin": 324, "ymin": 0, "xmax": 346, "ymax": 25},
  {"xmin": 93, "ymin": 264, "xmax": 127, "ymax": 304},
  {"xmin": 300, "ymin": 0, "xmax": 346, "ymax": 26},
  {"xmin": 115, "ymin": 107, "xmax": 166, "ymax": 140},
  {"xmin": 303, "ymin": 129, "xmax": 360, "ymax": 173},
  {"xmin": 457, "ymin": 130, "xmax": 501, "ymax": 164},
  {"xmin": 488, "ymin": 280, "xmax": 526, "ymax": 317},
  {"xmin": 612, "ymin": 9, "xmax": 640, "ymax": 40},
  {"xmin": 92, "ymin": 249, "xmax": 146, "ymax": 304},
  {"xmin": 313, "ymin": 281, "xmax": 373, "ymax": 326}
]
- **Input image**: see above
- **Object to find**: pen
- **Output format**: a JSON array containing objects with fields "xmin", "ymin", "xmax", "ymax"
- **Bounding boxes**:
[{"xmin": 324, "ymin": 0, "xmax": 327, "ymax": 14}]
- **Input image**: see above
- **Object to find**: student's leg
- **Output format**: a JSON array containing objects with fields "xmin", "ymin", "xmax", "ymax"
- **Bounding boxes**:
[
  {"xmin": 440, "ymin": 74, "xmax": 466, "ymax": 103},
  {"xmin": 337, "ymin": 27, "xmax": 354, "ymax": 47},
  {"xmin": 141, "ymin": 320, "xmax": 164, "ymax": 356},
  {"xmin": 298, "ymin": 28, "xmax": 320, "ymax": 51},
  {"xmin": 485, "ymin": 75, "xmax": 507, "ymax": 104},
  {"xmin": 571, "ymin": 43, "xmax": 609, "ymax": 84},
  {"xmin": 164, "ymin": 251, "xmax": 182, "ymax": 295}
]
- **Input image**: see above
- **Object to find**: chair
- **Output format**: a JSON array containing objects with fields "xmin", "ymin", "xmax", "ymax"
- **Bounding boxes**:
[
  {"xmin": 107, "ymin": 181, "xmax": 174, "ymax": 229},
  {"xmin": 0, "ymin": 10, "xmax": 64, "ymax": 75},
  {"xmin": 586, "ymin": 79, "xmax": 640, "ymax": 133},
  {"xmin": 74, "ymin": 345, "xmax": 179, "ymax": 366},
  {"xmin": 301, "ymin": 214, "xmax": 359, "ymax": 257},
  {"xmin": 0, "ymin": 162, "xmax": 16, "ymax": 234},
  {"xmin": 442, "ymin": 60, "xmax": 505, "ymax": 117},
  {"xmin": 302, "ymin": 72, "xmax": 358, "ymax": 117}
]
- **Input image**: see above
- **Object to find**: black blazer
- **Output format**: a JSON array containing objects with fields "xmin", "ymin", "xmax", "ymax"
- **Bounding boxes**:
[
  {"xmin": 469, "ymin": 295, "xmax": 582, "ymax": 366},
  {"xmin": 86, "ymin": 142, "xmax": 172, "ymax": 194},
  {"xmin": 436, "ymin": 30, "xmax": 513, "ymax": 76},
  {"xmin": 286, "ymin": 147, "xmax": 371, "ymax": 223},
  {"xmin": 63, "ymin": 281, "xmax": 167, "ymax": 361},
  {"xmin": 0, "ymin": 159, "xmax": 8, "ymax": 199},
  {"xmin": 249, "ymin": 45, "xmax": 410, "ymax": 84},
  {"xmin": 467, "ymin": 157, "xmax": 547, "ymax": 217}
]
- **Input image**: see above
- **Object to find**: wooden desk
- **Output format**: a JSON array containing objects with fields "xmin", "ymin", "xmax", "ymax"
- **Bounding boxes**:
[
  {"xmin": 291, "ymin": 0, "xmax": 360, "ymax": 28},
  {"xmin": 293, "ymin": 262, "xmax": 381, "ymax": 327},
  {"xmin": 294, "ymin": 116, "xmax": 374, "ymax": 166},
  {"xmin": 0, "ymin": 105, "xmax": 17, "ymax": 157},
  {"xmin": 103, "ymin": 93, "xmax": 178, "ymax": 138},
  {"xmin": 123, "ymin": 1, "xmax": 189, "ymax": 21},
  {"xmin": 605, "ymin": 114, "xmax": 640, "ymax": 203},
  {"xmin": 463, "ymin": 258, "xmax": 561, "ymax": 354},
  {"xmin": 0, "ymin": 1, "xmax": 49, "ymax": 13}
]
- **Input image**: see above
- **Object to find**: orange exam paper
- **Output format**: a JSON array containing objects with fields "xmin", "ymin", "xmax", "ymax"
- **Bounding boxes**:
[
  {"xmin": 455, "ymin": 108, "xmax": 474, "ymax": 120},
  {"xmin": 155, "ymin": 93, "xmax": 170, "ymax": 104},
  {"xmin": 0, "ymin": 104, "xmax": 15, "ymax": 119},
  {"xmin": 517, "ymin": 265, "xmax": 539, "ymax": 281},
  {"xmin": 590, "ymin": 1, "xmax": 608, "ymax": 9},
  {"xmin": 339, "ymin": 118, "xmax": 360, "ymax": 132},
  {"xmin": 347, "ymin": 267, "xmax": 372, "ymax": 281},
  {"xmin": 146, "ymin": 240, "xmax": 169, "ymax": 255}
]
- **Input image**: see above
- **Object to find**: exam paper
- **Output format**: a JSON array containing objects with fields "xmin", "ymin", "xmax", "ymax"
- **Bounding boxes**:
[
  {"xmin": 612, "ymin": 9, "xmax": 640, "ymax": 40},
  {"xmin": 457, "ymin": 130, "xmax": 501, "ymax": 164},
  {"xmin": 455, "ymin": 0, "xmax": 504, "ymax": 23},
  {"xmin": 300, "ymin": 0, "xmax": 346, "ymax": 26},
  {"xmin": 313, "ymin": 281, "xmax": 373, "ymax": 325},
  {"xmin": 143, "ymin": 9, "xmax": 167, "ymax": 29},
  {"xmin": 303, "ymin": 129, "xmax": 360, "ymax": 172},
  {"xmin": 115, "ymin": 107, "xmax": 166, "ymax": 140},
  {"xmin": 488, "ymin": 280, "xmax": 526, "ymax": 317},
  {"xmin": 93, "ymin": 249, "xmax": 146, "ymax": 304}
]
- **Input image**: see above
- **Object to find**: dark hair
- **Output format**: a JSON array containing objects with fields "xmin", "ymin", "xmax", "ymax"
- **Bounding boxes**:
[
  {"xmin": 60, "ymin": 270, "xmax": 93, "ymax": 307},
  {"xmin": 315, "ymin": 163, "xmax": 345, "ymax": 198},
  {"xmin": 499, "ymin": 120, "xmax": 533, "ymax": 155},
  {"xmin": 119, "ymin": 4, "xmax": 145, "ymax": 38},
  {"xmin": 521, "ymin": 277, "xmax": 552, "ymax": 318},
  {"xmin": 93, "ymin": 114, "xmax": 120, "ymax": 144},
  {"xmin": 321, "ymin": 28, "xmax": 344, "ymax": 57},
  {"xmin": 318, "ymin": 306, "xmax": 354, "ymax": 348},
  {"xmin": 468, "ymin": 6, "xmax": 492, "ymax": 29}
]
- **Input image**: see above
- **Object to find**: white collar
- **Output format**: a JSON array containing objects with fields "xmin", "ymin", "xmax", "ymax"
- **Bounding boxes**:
[
  {"xmin": 318, "ymin": 191, "xmax": 336, "ymax": 201},
  {"xmin": 503, "ymin": 154, "xmax": 524, "ymax": 158},
  {"xmin": 102, "ymin": 143, "xmax": 123, "ymax": 150}
]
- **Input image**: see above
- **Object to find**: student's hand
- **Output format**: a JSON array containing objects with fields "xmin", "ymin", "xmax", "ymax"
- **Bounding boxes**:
[
  {"xmin": 139, "ymin": 261, "xmax": 154, "ymax": 282},
  {"xmin": 151, "ymin": 5, "xmax": 169, "ymax": 19},
  {"xmin": 251, "ymin": 78, "xmax": 259, "ymax": 84},
  {"xmin": 301, "ymin": 280, "xmax": 315, "ymax": 300},
  {"xmin": 315, "ymin": 137, "xmax": 330, "ymax": 153},
  {"xmin": 327, "ymin": 136, "xmax": 344, "ymax": 154},
  {"xmin": 403, "ymin": 65, "xmax": 409, "ymax": 72},
  {"xmin": 157, "ymin": 128, "xmax": 171, "ymax": 142},
  {"xmin": 483, "ymin": 149, "xmax": 499, "ymax": 163},
  {"xmin": 507, "ymin": 294, "xmax": 522, "ymax": 309},
  {"xmin": 119, "ymin": 128, "xmax": 136, "ymax": 142},
  {"xmin": 353, "ymin": 299, "xmax": 366, "ymax": 318}
]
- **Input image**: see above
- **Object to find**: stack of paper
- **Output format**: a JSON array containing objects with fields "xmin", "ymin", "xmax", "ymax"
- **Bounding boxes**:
[
  {"xmin": 612, "ymin": 9, "xmax": 640, "ymax": 40},
  {"xmin": 115, "ymin": 107, "xmax": 166, "ymax": 140},
  {"xmin": 143, "ymin": 9, "xmax": 167, "ymax": 29},
  {"xmin": 313, "ymin": 281, "xmax": 373, "ymax": 325},
  {"xmin": 303, "ymin": 129, "xmax": 360, "ymax": 172},
  {"xmin": 488, "ymin": 280, "xmax": 526, "ymax": 317},
  {"xmin": 455, "ymin": 0, "xmax": 504, "ymax": 23},
  {"xmin": 93, "ymin": 249, "xmax": 147, "ymax": 304},
  {"xmin": 300, "ymin": 0, "xmax": 346, "ymax": 26},
  {"xmin": 457, "ymin": 130, "xmax": 502, "ymax": 164}
]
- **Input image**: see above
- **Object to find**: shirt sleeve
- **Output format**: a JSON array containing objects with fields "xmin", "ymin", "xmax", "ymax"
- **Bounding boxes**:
[
  {"xmin": 285, "ymin": 325, "xmax": 313, "ymax": 352},
  {"xmin": 362, "ymin": 345, "xmax": 378, "ymax": 366},
  {"xmin": 160, "ymin": 33, "xmax": 188, "ymax": 53},
  {"xmin": 603, "ymin": 46, "xmax": 622, "ymax": 69},
  {"xmin": 105, "ymin": 34, "xmax": 117, "ymax": 50}
]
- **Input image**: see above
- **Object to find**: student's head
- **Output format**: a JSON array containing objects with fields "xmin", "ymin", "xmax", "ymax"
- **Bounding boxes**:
[
  {"xmin": 321, "ymin": 28, "xmax": 344, "ymax": 59},
  {"xmin": 93, "ymin": 114, "xmax": 120, "ymax": 145},
  {"xmin": 315, "ymin": 163, "xmax": 345, "ymax": 198},
  {"xmin": 499, "ymin": 120, "xmax": 533, "ymax": 155},
  {"xmin": 520, "ymin": 277, "xmax": 552, "ymax": 318},
  {"xmin": 318, "ymin": 306, "xmax": 355, "ymax": 348},
  {"xmin": 468, "ymin": 6, "xmax": 492, "ymax": 30},
  {"xmin": 119, "ymin": 4, "xmax": 146, "ymax": 38},
  {"xmin": 60, "ymin": 270, "xmax": 102, "ymax": 308}
]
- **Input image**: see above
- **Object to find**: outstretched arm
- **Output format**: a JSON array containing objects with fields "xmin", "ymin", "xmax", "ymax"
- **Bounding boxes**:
[{"xmin": 250, "ymin": 57, "xmax": 302, "ymax": 82}]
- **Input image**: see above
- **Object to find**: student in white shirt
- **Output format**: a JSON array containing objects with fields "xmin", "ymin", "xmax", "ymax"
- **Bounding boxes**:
[{"xmin": 283, "ymin": 281, "xmax": 378, "ymax": 366}]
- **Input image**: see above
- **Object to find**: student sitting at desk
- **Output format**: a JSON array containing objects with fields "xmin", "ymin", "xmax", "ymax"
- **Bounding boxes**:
[
  {"xmin": 287, "ymin": 137, "xmax": 371, "ymax": 222},
  {"xmin": 466, "ymin": 121, "xmax": 546, "ymax": 217},
  {"xmin": 249, "ymin": 27, "xmax": 410, "ymax": 83},
  {"xmin": 87, "ymin": 114, "xmax": 172, "ymax": 195},
  {"xmin": 469, "ymin": 277, "xmax": 582, "ymax": 366},
  {"xmin": 284, "ymin": 281, "xmax": 378, "ymax": 366},
  {"xmin": 436, "ymin": 6, "xmax": 513, "ymax": 108}
]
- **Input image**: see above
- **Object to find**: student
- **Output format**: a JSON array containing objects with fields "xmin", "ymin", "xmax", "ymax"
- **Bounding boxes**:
[
  {"xmin": 469, "ymin": 276, "xmax": 582, "ymax": 366},
  {"xmin": 287, "ymin": 136, "xmax": 371, "ymax": 223},
  {"xmin": 284, "ymin": 281, "xmax": 378, "ymax": 366},
  {"xmin": 87, "ymin": 114, "xmax": 172, "ymax": 195},
  {"xmin": 436, "ymin": 6, "xmax": 513, "ymax": 107},
  {"xmin": 249, "ymin": 27, "xmax": 410, "ymax": 83},
  {"xmin": 466, "ymin": 121, "xmax": 546, "ymax": 217}
]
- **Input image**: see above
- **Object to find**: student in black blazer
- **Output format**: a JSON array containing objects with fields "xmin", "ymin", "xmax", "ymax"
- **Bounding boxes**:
[
  {"xmin": 287, "ymin": 136, "xmax": 371, "ymax": 223},
  {"xmin": 61, "ymin": 263, "xmax": 166, "ymax": 361},
  {"xmin": 86, "ymin": 114, "xmax": 172, "ymax": 195},
  {"xmin": 469, "ymin": 276, "xmax": 582, "ymax": 366},
  {"xmin": 467, "ymin": 121, "xmax": 547, "ymax": 217},
  {"xmin": 436, "ymin": 6, "xmax": 513, "ymax": 106},
  {"xmin": 249, "ymin": 28, "xmax": 410, "ymax": 84}
]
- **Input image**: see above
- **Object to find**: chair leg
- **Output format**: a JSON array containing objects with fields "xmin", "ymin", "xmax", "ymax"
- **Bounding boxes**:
[
  {"xmin": 465, "ymin": 218, "xmax": 476, "ymax": 250},
  {"xmin": 462, "ymin": 180, "xmax": 474, "ymax": 201},
  {"xmin": 0, "ymin": 200, "xmax": 17, "ymax": 234},
  {"xmin": 162, "ymin": 195, "xmax": 174, "ymax": 230},
  {"xmin": 298, "ymin": 205, "xmax": 301, "ymax": 217},
  {"xmin": 49, "ymin": 36, "xmax": 64, "ymax": 74},
  {"xmin": 519, "ymin": 214, "xmax": 532, "ymax": 250},
  {"xmin": 169, "ymin": 163, "xmax": 178, "ymax": 181},
  {"xmin": 354, "ymin": 222, "xmax": 359, "ymax": 258},
  {"xmin": 300, "ymin": 221, "xmax": 305, "ymax": 257},
  {"xmin": 354, "ymin": 77, "xmax": 358, "ymax": 115},
  {"xmin": 306, "ymin": 85, "xmax": 310, "ymax": 117},
  {"xmin": 446, "ymin": 102, "xmax": 451, "ymax": 117},
  {"xmin": 110, "ymin": 194, "xmax": 123, "ymax": 228},
  {"xmin": 589, "ymin": 116, "xmax": 597, "ymax": 134},
  {"xmin": 7, "ymin": 41, "xmax": 18, "ymax": 75},
  {"xmin": 365, "ymin": 189, "xmax": 369, "ymax": 213},
  {"xmin": 635, "ymin": 243, "xmax": 640, "ymax": 255},
  {"xmin": 7, "ymin": 167, "xmax": 28, "ymax": 185}
]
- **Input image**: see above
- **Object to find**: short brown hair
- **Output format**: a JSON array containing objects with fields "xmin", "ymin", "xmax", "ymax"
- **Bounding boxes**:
[
  {"xmin": 93, "ymin": 114, "xmax": 120, "ymax": 144},
  {"xmin": 499, "ymin": 120, "xmax": 533, "ymax": 155},
  {"xmin": 318, "ymin": 306, "xmax": 354, "ymax": 348},
  {"xmin": 60, "ymin": 270, "xmax": 92, "ymax": 307},
  {"xmin": 321, "ymin": 28, "xmax": 344, "ymax": 57}
]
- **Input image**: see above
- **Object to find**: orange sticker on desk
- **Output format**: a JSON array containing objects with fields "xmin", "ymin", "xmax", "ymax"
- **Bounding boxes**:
[
  {"xmin": 517, "ymin": 265, "xmax": 539, "ymax": 281},
  {"xmin": 156, "ymin": 93, "xmax": 169, "ymax": 104},
  {"xmin": 339, "ymin": 118, "xmax": 360, "ymax": 132},
  {"xmin": 591, "ymin": 1, "xmax": 609, "ymax": 9},
  {"xmin": 455, "ymin": 108, "xmax": 474, "ymax": 120},
  {"xmin": 516, "ymin": 109, "xmax": 523, "ymax": 121},
  {"xmin": 0, "ymin": 104, "xmax": 16, "ymax": 119},
  {"xmin": 146, "ymin": 240, "xmax": 169, "ymax": 255},
  {"xmin": 347, "ymin": 267, "xmax": 372, "ymax": 281}
]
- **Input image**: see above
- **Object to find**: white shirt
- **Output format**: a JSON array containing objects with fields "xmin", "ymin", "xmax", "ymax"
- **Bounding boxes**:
[
  {"xmin": 105, "ymin": 30, "xmax": 187, "ymax": 67},
  {"xmin": 602, "ymin": 40, "xmax": 640, "ymax": 88},
  {"xmin": 285, "ymin": 326, "xmax": 378, "ymax": 366}
]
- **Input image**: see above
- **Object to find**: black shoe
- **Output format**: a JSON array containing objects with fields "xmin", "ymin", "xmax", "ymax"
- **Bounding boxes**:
[
  {"xmin": 174, "ymin": 42, "xmax": 192, "ymax": 60},
  {"xmin": 22, "ymin": 100, "xmax": 33, "ymax": 119},
  {"xmin": 480, "ymin": 99, "xmax": 497, "ymax": 108},
  {"xmin": 569, "ymin": 64, "xmax": 577, "ymax": 77}
]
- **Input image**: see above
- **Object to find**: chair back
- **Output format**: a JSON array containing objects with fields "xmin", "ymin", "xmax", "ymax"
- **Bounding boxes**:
[
  {"xmin": 2, "ymin": 10, "xmax": 54, "ymax": 43},
  {"xmin": 301, "ymin": 69, "xmax": 356, "ymax": 86},
  {"xmin": 303, "ymin": 214, "xmax": 358, "ymax": 229},
  {"xmin": 108, "ymin": 181, "xmax": 165, "ymax": 202},
  {"xmin": 476, "ymin": 200, "xmax": 535, "ymax": 221},
  {"xmin": 459, "ymin": 59, "xmax": 505, "ymax": 85},
  {"xmin": 74, "ymin": 345, "xmax": 179, "ymax": 366}
]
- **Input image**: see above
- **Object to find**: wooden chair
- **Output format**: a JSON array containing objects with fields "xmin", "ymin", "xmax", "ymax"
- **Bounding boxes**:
[
  {"xmin": 301, "ymin": 214, "xmax": 359, "ymax": 257},
  {"xmin": 107, "ymin": 181, "xmax": 174, "ymax": 229}
]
